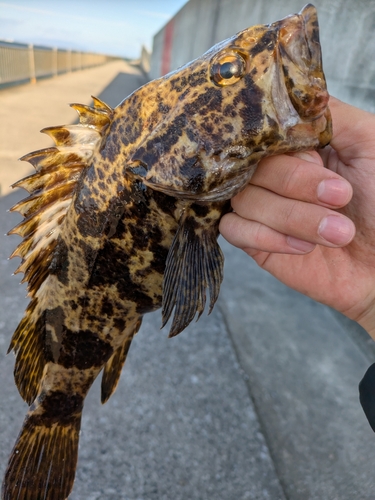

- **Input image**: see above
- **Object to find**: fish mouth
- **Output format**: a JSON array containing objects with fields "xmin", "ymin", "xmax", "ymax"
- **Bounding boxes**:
[{"xmin": 275, "ymin": 3, "xmax": 329, "ymax": 120}]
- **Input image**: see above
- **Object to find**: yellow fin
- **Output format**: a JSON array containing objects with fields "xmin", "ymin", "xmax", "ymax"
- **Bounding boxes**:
[
  {"xmin": 12, "ymin": 162, "xmax": 84, "ymax": 193},
  {"xmin": 10, "ymin": 179, "xmax": 76, "ymax": 217},
  {"xmin": 1, "ymin": 406, "xmax": 81, "ymax": 500},
  {"xmin": 91, "ymin": 95, "xmax": 113, "ymax": 113},
  {"xmin": 8, "ymin": 300, "xmax": 46, "ymax": 404},
  {"xmin": 69, "ymin": 100, "xmax": 112, "ymax": 130},
  {"xmin": 101, "ymin": 318, "xmax": 142, "ymax": 404},
  {"xmin": 162, "ymin": 207, "xmax": 224, "ymax": 337},
  {"xmin": 41, "ymin": 123, "xmax": 101, "ymax": 147},
  {"xmin": 9, "ymin": 98, "xmax": 113, "ymax": 299}
]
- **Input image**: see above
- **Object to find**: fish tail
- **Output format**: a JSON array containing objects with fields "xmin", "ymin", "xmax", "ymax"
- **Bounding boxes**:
[{"xmin": 1, "ymin": 394, "xmax": 82, "ymax": 500}]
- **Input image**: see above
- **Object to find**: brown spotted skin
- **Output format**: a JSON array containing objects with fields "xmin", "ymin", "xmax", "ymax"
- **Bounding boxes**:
[{"xmin": 2, "ymin": 5, "xmax": 332, "ymax": 499}]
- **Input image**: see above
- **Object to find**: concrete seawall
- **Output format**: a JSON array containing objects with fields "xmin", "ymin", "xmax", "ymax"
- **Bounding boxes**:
[{"xmin": 150, "ymin": 0, "xmax": 375, "ymax": 112}]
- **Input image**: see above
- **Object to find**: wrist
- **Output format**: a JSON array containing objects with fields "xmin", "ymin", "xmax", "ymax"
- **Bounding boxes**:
[{"xmin": 356, "ymin": 308, "xmax": 375, "ymax": 341}]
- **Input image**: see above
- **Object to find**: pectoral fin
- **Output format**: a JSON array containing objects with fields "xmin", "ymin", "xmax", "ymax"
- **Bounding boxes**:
[{"xmin": 162, "ymin": 205, "xmax": 225, "ymax": 337}]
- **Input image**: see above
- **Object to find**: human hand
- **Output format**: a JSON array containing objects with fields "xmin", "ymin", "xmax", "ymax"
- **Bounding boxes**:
[{"xmin": 219, "ymin": 97, "xmax": 375, "ymax": 339}]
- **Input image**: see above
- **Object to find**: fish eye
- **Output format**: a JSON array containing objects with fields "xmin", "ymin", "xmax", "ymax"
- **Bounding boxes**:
[{"xmin": 211, "ymin": 52, "xmax": 247, "ymax": 86}]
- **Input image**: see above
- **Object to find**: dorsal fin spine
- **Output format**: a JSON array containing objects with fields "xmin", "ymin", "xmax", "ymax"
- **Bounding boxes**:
[
  {"xmin": 7, "ymin": 96, "xmax": 114, "ymax": 405},
  {"xmin": 9, "ymin": 96, "xmax": 113, "ymax": 300},
  {"xmin": 69, "ymin": 101, "xmax": 113, "ymax": 130},
  {"xmin": 91, "ymin": 95, "xmax": 113, "ymax": 113}
]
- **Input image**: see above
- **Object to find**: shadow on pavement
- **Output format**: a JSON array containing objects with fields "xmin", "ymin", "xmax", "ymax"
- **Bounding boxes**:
[{"xmin": 96, "ymin": 70, "xmax": 148, "ymax": 108}]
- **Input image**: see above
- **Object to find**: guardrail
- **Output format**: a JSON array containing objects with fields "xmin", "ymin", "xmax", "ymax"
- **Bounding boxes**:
[{"xmin": 0, "ymin": 41, "xmax": 117, "ymax": 87}]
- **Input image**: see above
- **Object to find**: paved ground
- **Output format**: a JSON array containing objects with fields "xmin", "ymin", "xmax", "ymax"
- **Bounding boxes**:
[{"xmin": 1, "ymin": 61, "xmax": 375, "ymax": 499}]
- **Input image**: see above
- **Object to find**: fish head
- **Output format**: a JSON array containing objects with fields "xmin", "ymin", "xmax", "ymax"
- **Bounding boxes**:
[{"xmin": 128, "ymin": 3, "xmax": 332, "ymax": 202}]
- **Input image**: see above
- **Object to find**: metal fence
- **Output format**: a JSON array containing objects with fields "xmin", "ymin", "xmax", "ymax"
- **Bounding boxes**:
[{"xmin": 0, "ymin": 41, "xmax": 117, "ymax": 86}]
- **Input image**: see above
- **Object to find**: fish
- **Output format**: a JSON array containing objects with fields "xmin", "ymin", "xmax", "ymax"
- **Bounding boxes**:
[{"xmin": 2, "ymin": 4, "xmax": 331, "ymax": 499}]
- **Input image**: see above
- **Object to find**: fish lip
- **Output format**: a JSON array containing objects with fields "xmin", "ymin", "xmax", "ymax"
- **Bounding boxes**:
[
  {"xmin": 299, "ymin": 4, "xmax": 321, "ymax": 68},
  {"xmin": 277, "ymin": 4, "xmax": 321, "ymax": 70},
  {"xmin": 276, "ymin": 4, "xmax": 330, "ymax": 121},
  {"xmin": 300, "ymin": 4, "xmax": 331, "ymax": 120}
]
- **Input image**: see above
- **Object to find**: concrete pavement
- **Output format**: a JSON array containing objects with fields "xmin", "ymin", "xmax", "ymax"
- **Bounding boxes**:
[{"xmin": 1, "ymin": 61, "xmax": 375, "ymax": 499}]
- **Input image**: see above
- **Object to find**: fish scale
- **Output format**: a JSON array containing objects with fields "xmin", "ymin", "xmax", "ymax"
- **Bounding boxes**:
[{"xmin": 2, "ymin": 4, "xmax": 332, "ymax": 499}]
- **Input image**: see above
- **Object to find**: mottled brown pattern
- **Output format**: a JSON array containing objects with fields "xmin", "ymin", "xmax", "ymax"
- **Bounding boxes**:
[{"xmin": 2, "ymin": 5, "xmax": 332, "ymax": 499}]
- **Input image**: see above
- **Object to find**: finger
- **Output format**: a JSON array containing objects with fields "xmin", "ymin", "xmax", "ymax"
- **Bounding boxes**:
[
  {"xmin": 220, "ymin": 212, "xmax": 316, "ymax": 254},
  {"xmin": 249, "ymin": 151, "xmax": 353, "ymax": 208},
  {"xmin": 231, "ymin": 184, "xmax": 356, "ymax": 248},
  {"xmin": 328, "ymin": 96, "xmax": 375, "ymax": 163}
]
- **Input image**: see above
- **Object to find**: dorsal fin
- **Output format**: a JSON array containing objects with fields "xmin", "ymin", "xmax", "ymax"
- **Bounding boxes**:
[
  {"xmin": 8, "ymin": 97, "xmax": 114, "ymax": 299},
  {"xmin": 7, "ymin": 97, "xmax": 113, "ymax": 404}
]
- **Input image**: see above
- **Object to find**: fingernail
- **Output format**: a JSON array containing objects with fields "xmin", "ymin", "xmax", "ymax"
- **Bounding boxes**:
[
  {"xmin": 317, "ymin": 179, "xmax": 352, "ymax": 205},
  {"xmin": 286, "ymin": 236, "xmax": 316, "ymax": 253},
  {"xmin": 291, "ymin": 151, "xmax": 322, "ymax": 165},
  {"xmin": 318, "ymin": 215, "xmax": 355, "ymax": 245}
]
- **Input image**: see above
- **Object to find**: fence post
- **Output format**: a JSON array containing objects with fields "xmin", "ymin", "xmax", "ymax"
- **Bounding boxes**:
[
  {"xmin": 52, "ymin": 47, "xmax": 58, "ymax": 77},
  {"xmin": 67, "ymin": 49, "xmax": 72, "ymax": 72},
  {"xmin": 28, "ymin": 44, "xmax": 36, "ymax": 83}
]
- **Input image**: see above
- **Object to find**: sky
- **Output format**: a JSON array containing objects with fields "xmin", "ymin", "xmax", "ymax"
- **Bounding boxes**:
[{"xmin": 0, "ymin": 0, "xmax": 188, "ymax": 58}]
